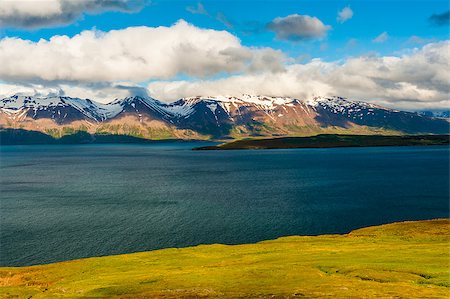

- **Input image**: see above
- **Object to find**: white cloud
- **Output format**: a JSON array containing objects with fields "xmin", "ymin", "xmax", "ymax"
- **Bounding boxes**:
[
  {"xmin": 147, "ymin": 41, "xmax": 450, "ymax": 110},
  {"xmin": 147, "ymin": 62, "xmax": 333, "ymax": 102},
  {"xmin": 0, "ymin": 0, "xmax": 146, "ymax": 29},
  {"xmin": 267, "ymin": 14, "xmax": 331, "ymax": 41},
  {"xmin": 3, "ymin": 41, "xmax": 449, "ymax": 110},
  {"xmin": 0, "ymin": 81, "xmax": 146, "ymax": 103},
  {"xmin": 337, "ymin": 6, "xmax": 353, "ymax": 23},
  {"xmin": 373, "ymin": 31, "xmax": 389, "ymax": 43},
  {"xmin": 0, "ymin": 20, "xmax": 285, "ymax": 83},
  {"xmin": 1, "ymin": 19, "xmax": 448, "ymax": 111}
]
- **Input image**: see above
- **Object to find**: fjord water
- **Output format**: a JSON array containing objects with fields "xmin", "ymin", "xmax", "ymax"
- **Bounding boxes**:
[{"xmin": 1, "ymin": 143, "xmax": 449, "ymax": 266}]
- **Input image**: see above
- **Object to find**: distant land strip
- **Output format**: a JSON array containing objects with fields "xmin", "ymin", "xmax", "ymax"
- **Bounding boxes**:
[
  {"xmin": 0, "ymin": 129, "xmax": 199, "ymax": 145},
  {"xmin": 1, "ymin": 129, "xmax": 449, "ymax": 148},
  {"xmin": 194, "ymin": 134, "xmax": 450, "ymax": 150}
]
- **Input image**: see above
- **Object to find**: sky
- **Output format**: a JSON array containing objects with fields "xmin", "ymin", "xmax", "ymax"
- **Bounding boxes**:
[{"xmin": 0, "ymin": 0, "xmax": 449, "ymax": 111}]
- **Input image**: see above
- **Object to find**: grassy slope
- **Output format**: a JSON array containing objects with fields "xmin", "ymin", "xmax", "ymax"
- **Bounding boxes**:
[{"xmin": 1, "ymin": 219, "xmax": 449, "ymax": 298}]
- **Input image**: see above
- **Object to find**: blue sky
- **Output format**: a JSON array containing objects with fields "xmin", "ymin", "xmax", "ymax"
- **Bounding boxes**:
[
  {"xmin": 0, "ymin": 0, "xmax": 449, "ymax": 110},
  {"xmin": 3, "ymin": 0, "xmax": 449, "ymax": 60}
]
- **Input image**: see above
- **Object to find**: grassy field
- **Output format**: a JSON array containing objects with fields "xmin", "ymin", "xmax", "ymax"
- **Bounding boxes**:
[
  {"xmin": 1, "ymin": 219, "xmax": 449, "ymax": 298},
  {"xmin": 195, "ymin": 134, "xmax": 450, "ymax": 150}
]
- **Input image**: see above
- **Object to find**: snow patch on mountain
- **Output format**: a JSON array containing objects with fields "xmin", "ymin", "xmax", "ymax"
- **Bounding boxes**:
[
  {"xmin": 0, "ymin": 95, "xmax": 104, "ymax": 120},
  {"xmin": 0, "ymin": 93, "xmax": 419, "ymax": 124},
  {"xmin": 161, "ymin": 95, "xmax": 299, "ymax": 119}
]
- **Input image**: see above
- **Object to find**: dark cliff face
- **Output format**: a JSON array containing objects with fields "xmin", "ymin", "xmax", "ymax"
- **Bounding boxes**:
[
  {"xmin": 24, "ymin": 106, "xmax": 94, "ymax": 124},
  {"xmin": 170, "ymin": 99, "xmax": 233, "ymax": 137},
  {"xmin": 1, "ymin": 95, "xmax": 449, "ymax": 138}
]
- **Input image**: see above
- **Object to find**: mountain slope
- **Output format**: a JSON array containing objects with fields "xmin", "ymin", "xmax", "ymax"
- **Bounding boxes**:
[
  {"xmin": 1, "ymin": 94, "xmax": 448, "ymax": 139},
  {"xmin": 418, "ymin": 110, "xmax": 450, "ymax": 119},
  {"xmin": 0, "ymin": 95, "xmax": 105, "ymax": 123}
]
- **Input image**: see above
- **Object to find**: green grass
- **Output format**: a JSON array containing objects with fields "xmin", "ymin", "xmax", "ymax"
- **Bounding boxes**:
[{"xmin": 1, "ymin": 219, "xmax": 449, "ymax": 298}]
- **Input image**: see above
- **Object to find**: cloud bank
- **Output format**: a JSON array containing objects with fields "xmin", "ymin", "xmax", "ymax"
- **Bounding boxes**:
[
  {"xmin": 147, "ymin": 41, "xmax": 450, "ymax": 110},
  {"xmin": 0, "ymin": 20, "xmax": 448, "ymax": 110},
  {"xmin": 0, "ymin": 20, "xmax": 285, "ymax": 82},
  {"xmin": 0, "ymin": 0, "xmax": 146, "ymax": 29}
]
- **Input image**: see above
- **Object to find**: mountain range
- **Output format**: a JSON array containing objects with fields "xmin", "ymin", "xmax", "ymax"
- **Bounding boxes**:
[{"xmin": 1, "ymin": 94, "xmax": 449, "ymax": 140}]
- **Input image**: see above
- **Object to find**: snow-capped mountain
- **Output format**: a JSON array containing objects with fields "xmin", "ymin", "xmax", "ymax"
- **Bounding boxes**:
[
  {"xmin": 0, "ymin": 95, "xmax": 106, "ymax": 123},
  {"xmin": 1, "ymin": 94, "xmax": 449, "ymax": 139}
]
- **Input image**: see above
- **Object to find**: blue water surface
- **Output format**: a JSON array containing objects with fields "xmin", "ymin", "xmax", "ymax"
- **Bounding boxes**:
[{"xmin": 1, "ymin": 143, "xmax": 449, "ymax": 266}]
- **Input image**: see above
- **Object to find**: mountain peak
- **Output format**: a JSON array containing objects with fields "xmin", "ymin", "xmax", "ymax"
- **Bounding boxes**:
[{"xmin": 1, "ymin": 93, "xmax": 449, "ymax": 137}]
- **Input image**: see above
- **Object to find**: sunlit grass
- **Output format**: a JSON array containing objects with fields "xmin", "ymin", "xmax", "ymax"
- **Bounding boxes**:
[{"xmin": 1, "ymin": 219, "xmax": 449, "ymax": 298}]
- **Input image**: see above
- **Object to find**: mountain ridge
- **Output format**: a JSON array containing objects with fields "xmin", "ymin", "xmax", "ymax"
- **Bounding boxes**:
[{"xmin": 1, "ymin": 94, "xmax": 449, "ymax": 139}]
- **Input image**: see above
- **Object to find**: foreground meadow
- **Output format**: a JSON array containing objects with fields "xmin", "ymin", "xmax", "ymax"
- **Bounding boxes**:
[{"xmin": 1, "ymin": 219, "xmax": 449, "ymax": 298}]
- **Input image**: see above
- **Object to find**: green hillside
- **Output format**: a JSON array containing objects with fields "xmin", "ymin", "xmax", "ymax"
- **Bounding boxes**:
[{"xmin": 1, "ymin": 219, "xmax": 449, "ymax": 298}]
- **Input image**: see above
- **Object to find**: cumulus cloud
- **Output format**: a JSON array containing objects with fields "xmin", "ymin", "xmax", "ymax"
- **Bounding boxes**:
[
  {"xmin": 267, "ymin": 14, "xmax": 331, "ymax": 41},
  {"xmin": 1, "ymin": 19, "xmax": 449, "ymax": 110},
  {"xmin": 147, "ymin": 41, "xmax": 450, "ymax": 110},
  {"xmin": 373, "ymin": 31, "xmax": 388, "ymax": 43},
  {"xmin": 0, "ymin": 0, "xmax": 146, "ymax": 29},
  {"xmin": 337, "ymin": 6, "xmax": 353, "ymax": 23},
  {"xmin": 429, "ymin": 10, "xmax": 450, "ymax": 26},
  {"xmin": 0, "ymin": 20, "xmax": 285, "ymax": 83},
  {"xmin": 3, "ymin": 41, "xmax": 449, "ymax": 109}
]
